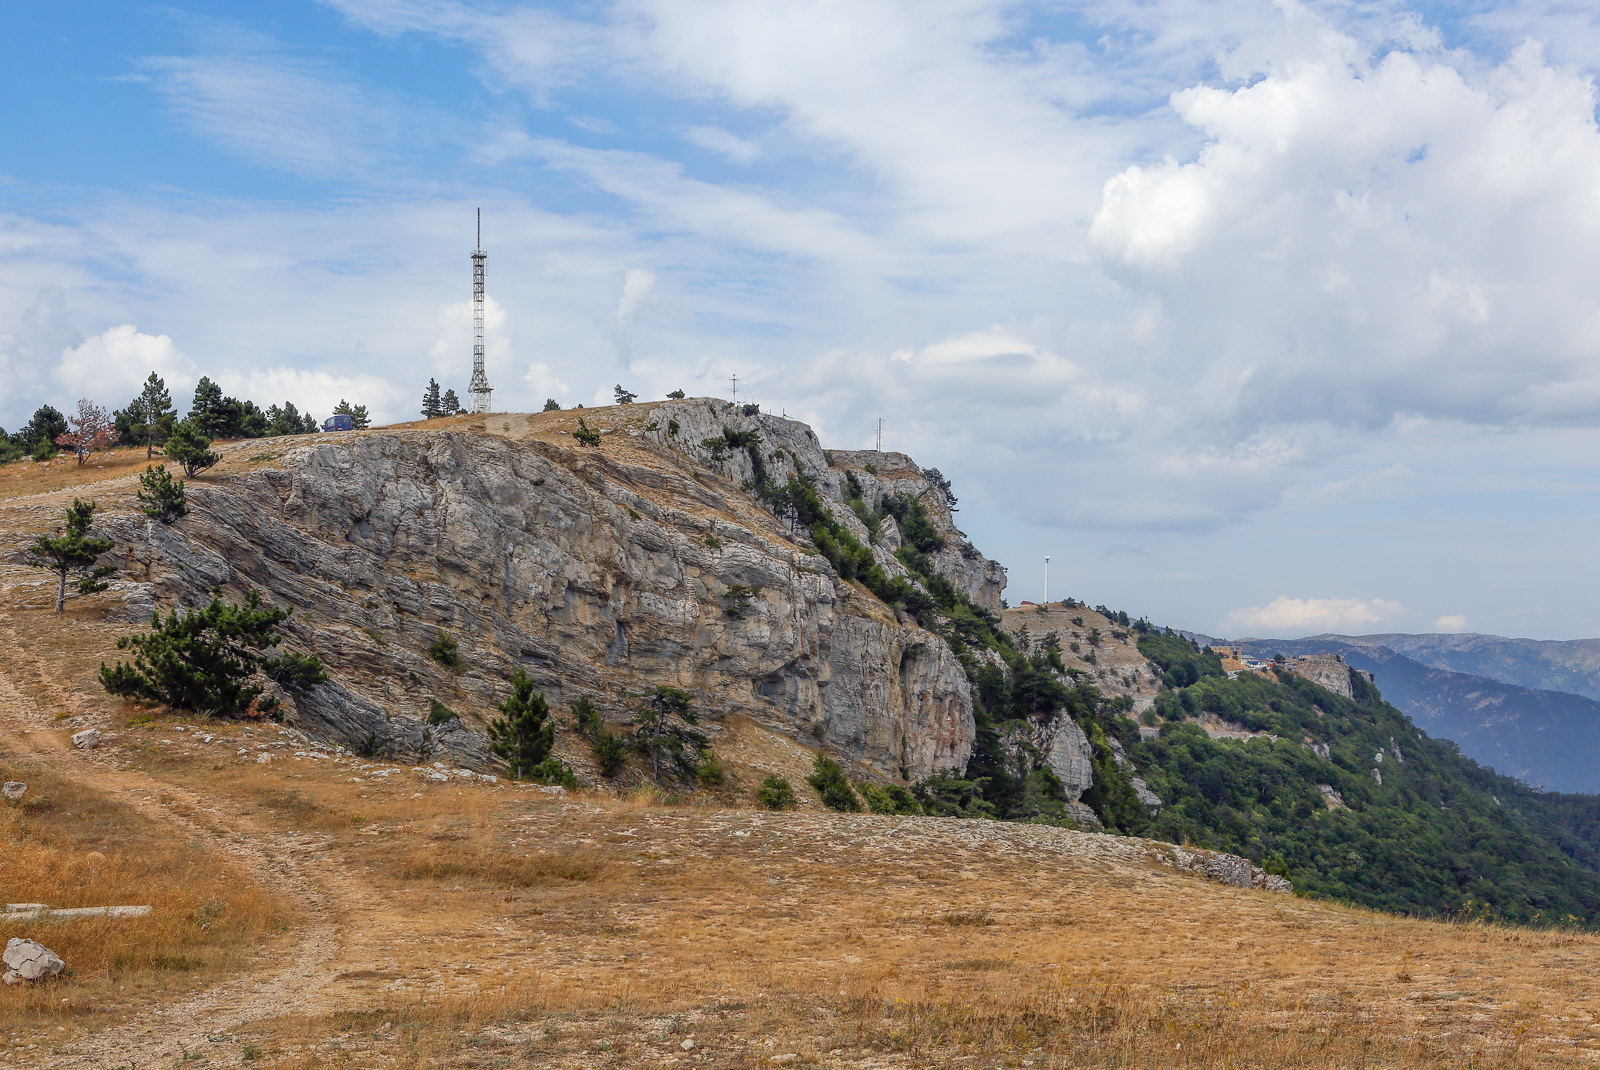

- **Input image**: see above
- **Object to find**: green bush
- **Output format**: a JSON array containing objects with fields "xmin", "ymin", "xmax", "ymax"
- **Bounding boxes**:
[
  {"xmin": 99, "ymin": 590, "xmax": 291, "ymax": 716},
  {"xmin": 164, "ymin": 419, "xmax": 220, "ymax": 478},
  {"xmin": 592, "ymin": 730, "xmax": 626, "ymax": 777},
  {"xmin": 135, "ymin": 464, "xmax": 187, "ymax": 523},
  {"xmin": 573, "ymin": 417, "xmax": 602, "ymax": 446},
  {"xmin": 757, "ymin": 775, "xmax": 798, "ymax": 811},
  {"xmin": 428, "ymin": 699, "xmax": 458, "ymax": 726},
  {"xmin": 487, "ymin": 669, "xmax": 557, "ymax": 781},
  {"xmin": 697, "ymin": 749, "xmax": 727, "ymax": 788},
  {"xmin": 808, "ymin": 754, "xmax": 861, "ymax": 812},
  {"xmin": 430, "ymin": 630, "xmax": 464, "ymax": 670},
  {"xmin": 858, "ymin": 782, "xmax": 923, "ymax": 815}
]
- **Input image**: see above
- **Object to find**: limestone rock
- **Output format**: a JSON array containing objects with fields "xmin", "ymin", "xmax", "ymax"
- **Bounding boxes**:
[
  {"xmin": 1027, "ymin": 713, "xmax": 1094, "ymax": 800},
  {"xmin": 1288, "ymin": 654, "xmax": 1354, "ymax": 699},
  {"xmin": 0, "ymin": 782, "xmax": 23, "ymax": 800},
  {"xmin": 110, "ymin": 415, "xmax": 995, "ymax": 780},
  {"xmin": 1159, "ymin": 847, "xmax": 1293, "ymax": 894},
  {"xmin": 71, "ymin": 728, "xmax": 101, "ymax": 750},
  {"xmin": 1131, "ymin": 776, "xmax": 1162, "ymax": 814},
  {"xmin": 2, "ymin": 938, "xmax": 64, "ymax": 984}
]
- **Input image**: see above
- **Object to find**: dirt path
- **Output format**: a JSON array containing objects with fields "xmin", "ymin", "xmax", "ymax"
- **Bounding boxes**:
[{"xmin": 0, "ymin": 615, "xmax": 355, "ymax": 1069}]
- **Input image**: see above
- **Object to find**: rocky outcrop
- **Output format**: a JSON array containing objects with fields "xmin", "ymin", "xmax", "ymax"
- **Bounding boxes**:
[
  {"xmin": 1007, "ymin": 712, "xmax": 1101, "ymax": 827},
  {"xmin": 1153, "ymin": 846, "xmax": 1293, "ymax": 893},
  {"xmin": 1288, "ymin": 654, "xmax": 1355, "ymax": 699},
  {"xmin": 104, "ymin": 412, "xmax": 989, "ymax": 780}
]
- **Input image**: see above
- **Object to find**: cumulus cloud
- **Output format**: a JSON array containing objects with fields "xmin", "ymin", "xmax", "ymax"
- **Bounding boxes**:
[
  {"xmin": 56, "ymin": 325, "xmax": 196, "ymax": 408},
  {"xmin": 1089, "ymin": 25, "xmax": 1600, "ymax": 438},
  {"xmin": 1221, "ymin": 596, "xmax": 1404, "ymax": 637},
  {"xmin": 1432, "ymin": 614, "xmax": 1470, "ymax": 632}
]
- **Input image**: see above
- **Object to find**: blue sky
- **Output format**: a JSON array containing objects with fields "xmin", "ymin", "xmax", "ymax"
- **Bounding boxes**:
[{"xmin": 7, "ymin": 0, "xmax": 1600, "ymax": 640}]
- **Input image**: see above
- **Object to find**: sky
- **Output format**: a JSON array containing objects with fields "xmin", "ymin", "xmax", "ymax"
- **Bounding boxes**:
[{"xmin": 6, "ymin": 1, "xmax": 1600, "ymax": 640}]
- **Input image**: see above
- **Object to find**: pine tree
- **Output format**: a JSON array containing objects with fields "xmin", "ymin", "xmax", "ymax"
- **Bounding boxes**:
[
  {"xmin": 99, "ymin": 589, "xmax": 292, "ymax": 715},
  {"xmin": 487, "ymin": 669, "xmax": 556, "ymax": 780},
  {"xmin": 16, "ymin": 406, "xmax": 67, "ymax": 459},
  {"xmin": 165, "ymin": 420, "xmax": 220, "ymax": 477},
  {"xmin": 542, "ymin": 398, "xmax": 561, "ymax": 412},
  {"xmin": 135, "ymin": 373, "xmax": 175, "ymax": 457},
  {"xmin": 614, "ymin": 384, "xmax": 638, "ymax": 404},
  {"xmin": 189, "ymin": 377, "xmax": 225, "ymax": 434},
  {"xmin": 632, "ymin": 685, "xmax": 704, "ymax": 780},
  {"xmin": 136, "ymin": 465, "xmax": 187, "ymax": 524},
  {"xmin": 421, "ymin": 379, "xmax": 443, "ymax": 419},
  {"xmin": 332, "ymin": 400, "xmax": 371, "ymax": 430},
  {"xmin": 29, "ymin": 499, "xmax": 115, "ymax": 613},
  {"xmin": 441, "ymin": 389, "xmax": 461, "ymax": 415}
]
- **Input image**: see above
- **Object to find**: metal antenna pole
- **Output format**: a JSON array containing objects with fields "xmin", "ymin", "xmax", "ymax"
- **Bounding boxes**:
[
  {"xmin": 1044, "ymin": 556, "xmax": 1050, "ymax": 606},
  {"xmin": 730, "ymin": 374, "xmax": 739, "ymax": 405},
  {"xmin": 875, "ymin": 418, "xmax": 883, "ymax": 452},
  {"xmin": 468, "ymin": 207, "xmax": 493, "ymax": 414}
]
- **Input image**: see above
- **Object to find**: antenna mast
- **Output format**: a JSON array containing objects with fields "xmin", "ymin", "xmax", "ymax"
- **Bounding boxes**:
[{"xmin": 468, "ymin": 208, "xmax": 493, "ymax": 414}]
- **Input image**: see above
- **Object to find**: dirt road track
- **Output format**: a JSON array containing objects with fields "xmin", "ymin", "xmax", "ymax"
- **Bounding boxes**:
[{"xmin": 0, "ymin": 614, "xmax": 353, "ymax": 1069}]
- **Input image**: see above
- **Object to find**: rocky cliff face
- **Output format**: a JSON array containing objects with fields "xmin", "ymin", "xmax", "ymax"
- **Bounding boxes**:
[{"xmin": 103, "ymin": 403, "xmax": 1005, "ymax": 781}]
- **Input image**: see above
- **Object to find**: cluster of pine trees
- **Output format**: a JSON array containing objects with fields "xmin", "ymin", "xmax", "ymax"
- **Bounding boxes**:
[{"xmin": 0, "ymin": 372, "xmax": 374, "ymax": 465}]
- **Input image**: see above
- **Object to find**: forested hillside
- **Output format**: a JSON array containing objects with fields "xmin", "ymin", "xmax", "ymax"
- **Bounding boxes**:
[
  {"xmin": 1229, "ymin": 635, "xmax": 1600, "ymax": 793},
  {"xmin": 1118, "ymin": 633, "xmax": 1600, "ymax": 925}
]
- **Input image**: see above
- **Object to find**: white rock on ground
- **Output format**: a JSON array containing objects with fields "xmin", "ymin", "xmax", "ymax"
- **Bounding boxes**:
[
  {"xmin": 2, "ymin": 938, "xmax": 65, "ymax": 984},
  {"xmin": 71, "ymin": 728, "xmax": 102, "ymax": 750},
  {"xmin": 0, "ymin": 782, "xmax": 24, "ymax": 800}
]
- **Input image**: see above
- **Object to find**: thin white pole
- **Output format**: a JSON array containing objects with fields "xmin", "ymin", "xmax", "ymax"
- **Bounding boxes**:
[{"xmin": 1044, "ymin": 556, "xmax": 1050, "ymax": 606}]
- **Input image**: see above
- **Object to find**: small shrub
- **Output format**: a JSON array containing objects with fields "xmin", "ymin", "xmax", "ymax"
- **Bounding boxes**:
[
  {"xmin": 572, "ymin": 696, "xmax": 603, "ymax": 739},
  {"xmin": 697, "ymin": 749, "xmax": 727, "ymax": 788},
  {"xmin": 592, "ymin": 730, "xmax": 626, "ymax": 777},
  {"xmin": 430, "ymin": 630, "xmax": 464, "ymax": 670},
  {"xmin": 667, "ymin": 389, "xmax": 685, "ymax": 399},
  {"xmin": 858, "ymin": 782, "xmax": 923, "ymax": 815},
  {"xmin": 808, "ymin": 754, "xmax": 861, "ymax": 812},
  {"xmin": 757, "ymin": 775, "xmax": 798, "ymax": 811},
  {"xmin": 135, "ymin": 464, "xmax": 187, "ymax": 523},
  {"xmin": 350, "ymin": 731, "xmax": 384, "ymax": 759},
  {"xmin": 428, "ymin": 699, "xmax": 458, "ymax": 726},
  {"xmin": 573, "ymin": 417, "xmax": 602, "ymax": 446}
]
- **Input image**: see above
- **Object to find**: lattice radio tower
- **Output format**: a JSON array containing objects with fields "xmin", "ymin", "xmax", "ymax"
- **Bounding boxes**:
[{"xmin": 468, "ymin": 208, "xmax": 493, "ymax": 414}]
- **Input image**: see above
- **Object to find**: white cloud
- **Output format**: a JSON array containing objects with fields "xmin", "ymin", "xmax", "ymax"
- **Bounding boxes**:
[
  {"xmin": 684, "ymin": 125, "xmax": 760, "ymax": 164},
  {"xmin": 56, "ymin": 325, "xmax": 196, "ymax": 408},
  {"xmin": 614, "ymin": 268, "xmax": 659, "ymax": 325},
  {"xmin": 1432, "ymin": 614, "xmax": 1470, "ymax": 632},
  {"xmin": 1221, "ymin": 595, "xmax": 1404, "ymax": 637}
]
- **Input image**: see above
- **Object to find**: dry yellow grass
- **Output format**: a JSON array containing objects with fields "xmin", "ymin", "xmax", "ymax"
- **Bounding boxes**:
[{"xmin": 0, "ymin": 756, "xmax": 289, "ymax": 1045}]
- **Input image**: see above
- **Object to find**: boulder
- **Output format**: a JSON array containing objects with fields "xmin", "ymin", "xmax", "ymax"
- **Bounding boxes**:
[
  {"xmin": 71, "ymin": 728, "xmax": 102, "ymax": 750},
  {"xmin": 2, "ymin": 938, "xmax": 65, "ymax": 984},
  {"xmin": 0, "ymin": 782, "xmax": 24, "ymax": 800}
]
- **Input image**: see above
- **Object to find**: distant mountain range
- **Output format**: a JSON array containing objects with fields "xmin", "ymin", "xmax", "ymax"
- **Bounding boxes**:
[{"xmin": 1187, "ymin": 631, "xmax": 1600, "ymax": 794}]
